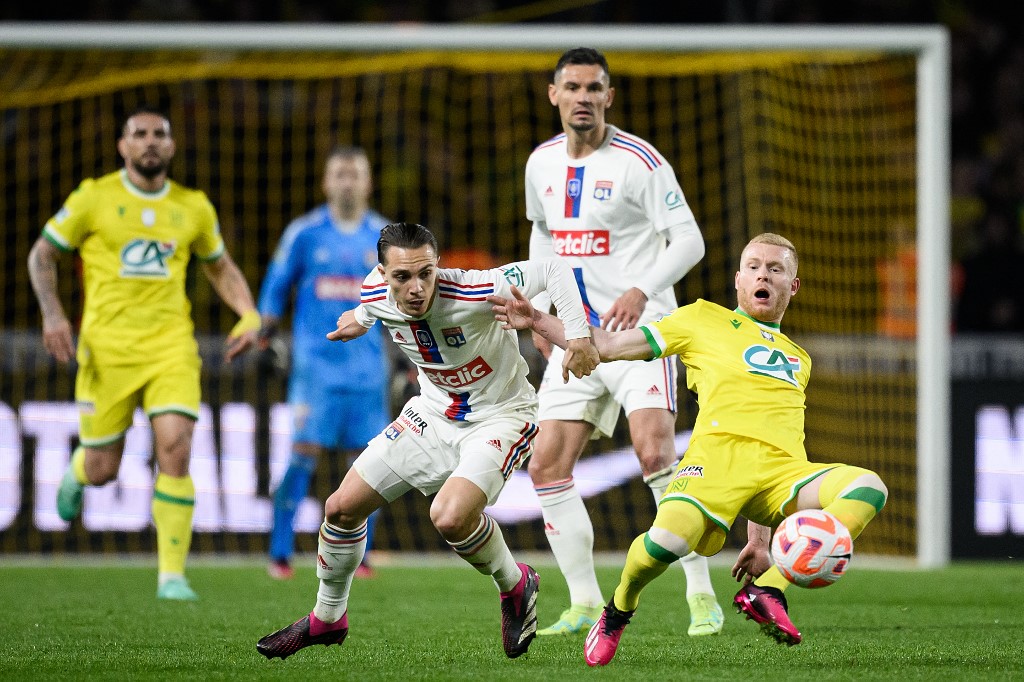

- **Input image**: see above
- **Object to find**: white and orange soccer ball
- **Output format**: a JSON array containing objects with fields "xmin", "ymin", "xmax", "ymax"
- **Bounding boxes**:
[{"xmin": 771, "ymin": 509, "xmax": 853, "ymax": 588}]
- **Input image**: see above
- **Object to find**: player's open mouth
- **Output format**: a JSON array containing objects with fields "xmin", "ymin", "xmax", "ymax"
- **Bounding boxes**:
[{"xmin": 755, "ymin": 288, "xmax": 770, "ymax": 300}]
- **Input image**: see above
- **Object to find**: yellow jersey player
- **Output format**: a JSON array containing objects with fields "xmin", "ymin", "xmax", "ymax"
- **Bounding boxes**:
[
  {"xmin": 27, "ymin": 106, "xmax": 261, "ymax": 601},
  {"xmin": 489, "ymin": 232, "xmax": 888, "ymax": 664}
]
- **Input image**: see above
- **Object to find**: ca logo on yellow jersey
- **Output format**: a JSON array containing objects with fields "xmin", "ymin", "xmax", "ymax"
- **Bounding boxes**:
[
  {"xmin": 743, "ymin": 344, "xmax": 801, "ymax": 386},
  {"xmin": 120, "ymin": 238, "xmax": 176, "ymax": 278}
]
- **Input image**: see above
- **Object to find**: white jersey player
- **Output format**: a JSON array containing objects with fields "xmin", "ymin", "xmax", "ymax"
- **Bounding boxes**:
[
  {"xmin": 522, "ymin": 47, "xmax": 724, "ymax": 638},
  {"xmin": 526, "ymin": 122, "xmax": 701, "ymax": 326},
  {"xmin": 257, "ymin": 222, "xmax": 599, "ymax": 662}
]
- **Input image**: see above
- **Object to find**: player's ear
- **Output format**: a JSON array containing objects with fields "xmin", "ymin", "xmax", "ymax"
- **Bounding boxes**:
[
  {"xmin": 376, "ymin": 264, "xmax": 385, "ymax": 277},
  {"xmin": 605, "ymin": 86, "xmax": 615, "ymax": 109},
  {"xmin": 548, "ymin": 82, "xmax": 558, "ymax": 106},
  {"xmin": 790, "ymin": 277, "xmax": 801, "ymax": 296}
]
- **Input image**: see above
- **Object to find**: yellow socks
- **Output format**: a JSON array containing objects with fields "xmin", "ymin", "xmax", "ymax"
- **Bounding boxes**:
[
  {"xmin": 71, "ymin": 446, "xmax": 88, "ymax": 485},
  {"xmin": 152, "ymin": 473, "xmax": 195, "ymax": 576}
]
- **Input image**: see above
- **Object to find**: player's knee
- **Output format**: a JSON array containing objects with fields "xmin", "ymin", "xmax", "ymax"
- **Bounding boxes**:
[
  {"xmin": 858, "ymin": 471, "xmax": 889, "ymax": 510},
  {"xmin": 324, "ymin": 490, "xmax": 361, "ymax": 528},
  {"xmin": 428, "ymin": 498, "xmax": 473, "ymax": 540},
  {"xmin": 526, "ymin": 452, "xmax": 572, "ymax": 484},
  {"xmin": 635, "ymin": 449, "xmax": 675, "ymax": 478},
  {"xmin": 819, "ymin": 466, "xmax": 889, "ymax": 513},
  {"xmin": 652, "ymin": 500, "xmax": 704, "ymax": 550}
]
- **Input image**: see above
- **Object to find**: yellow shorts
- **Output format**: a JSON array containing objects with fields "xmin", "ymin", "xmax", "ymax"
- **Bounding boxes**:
[
  {"xmin": 662, "ymin": 432, "xmax": 839, "ymax": 549},
  {"xmin": 75, "ymin": 352, "xmax": 201, "ymax": 446}
]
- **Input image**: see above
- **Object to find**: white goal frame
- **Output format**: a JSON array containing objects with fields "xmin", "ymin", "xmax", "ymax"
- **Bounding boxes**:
[{"xmin": 0, "ymin": 22, "xmax": 951, "ymax": 567}]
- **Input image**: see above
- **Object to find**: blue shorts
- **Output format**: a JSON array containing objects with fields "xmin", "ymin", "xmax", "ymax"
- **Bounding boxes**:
[{"xmin": 288, "ymin": 374, "xmax": 389, "ymax": 450}]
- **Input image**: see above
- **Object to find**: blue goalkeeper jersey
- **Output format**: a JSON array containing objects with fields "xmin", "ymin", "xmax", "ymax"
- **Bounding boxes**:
[{"xmin": 259, "ymin": 205, "xmax": 389, "ymax": 391}]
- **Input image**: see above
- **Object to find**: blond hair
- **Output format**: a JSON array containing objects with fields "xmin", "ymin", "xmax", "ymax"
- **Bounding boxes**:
[{"xmin": 746, "ymin": 232, "xmax": 798, "ymax": 274}]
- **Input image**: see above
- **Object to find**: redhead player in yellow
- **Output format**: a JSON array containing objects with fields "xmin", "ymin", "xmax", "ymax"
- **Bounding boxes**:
[
  {"xmin": 27, "ymin": 106, "xmax": 261, "ymax": 601},
  {"xmin": 489, "ymin": 232, "xmax": 888, "ymax": 664}
]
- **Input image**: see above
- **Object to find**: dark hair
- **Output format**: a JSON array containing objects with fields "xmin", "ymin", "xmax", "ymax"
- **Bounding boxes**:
[
  {"xmin": 121, "ymin": 105, "xmax": 170, "ymax": 136},
  {"xmin": 553, "ymin": 47, "xmax": 610, "ymax": 82},
  {"xmin": 325, "ymin": 145, "xmax": 369, "ymax": 165},
  {"xmin": 377, "ymin": 222, "xmax": 439, "ymax": 264}
]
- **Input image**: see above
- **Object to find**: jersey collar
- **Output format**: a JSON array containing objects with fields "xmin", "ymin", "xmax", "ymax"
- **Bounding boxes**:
[
  {"xmin": 120, "ymin": 169, "xmax": 171, "ymax": 199},
  {"xmin": 733, "ymin": 307, "xmax": 781, "ymax": 330}
]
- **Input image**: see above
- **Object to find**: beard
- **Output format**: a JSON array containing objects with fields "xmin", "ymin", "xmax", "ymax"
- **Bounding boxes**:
[
  {"xmin": 133, "ymin": 157, "xmax": 167, "ymax": 180},
  {"xmin": 568, "ymin": 119, "xmax": 597, "ymax": 133}
]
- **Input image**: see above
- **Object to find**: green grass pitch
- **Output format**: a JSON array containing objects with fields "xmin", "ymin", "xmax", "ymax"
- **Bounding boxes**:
[{"xmin": 0, "ymin": 559, "xmax": 1020, "ymax": 681}]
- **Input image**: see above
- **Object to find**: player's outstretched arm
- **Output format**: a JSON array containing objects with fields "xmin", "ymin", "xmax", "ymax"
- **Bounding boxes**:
[
  {"xmin": 326, "ymin": 309, "xmax": 369, "ymax": 343},
  {"xmin": 491, "ymin": 287, "xmax": 654, "ymax": 364},
  {"xmin": 27, "ymin": 236, "xmax": 75, "ymax": 363}
]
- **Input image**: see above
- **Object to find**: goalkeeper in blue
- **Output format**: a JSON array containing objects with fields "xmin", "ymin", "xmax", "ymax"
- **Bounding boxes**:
[
  {"xmin": 258, "ymin": 146, "xmax": 390, "ymax": 581},
  {"xmin": 489, "ymin": 233, "xmax": 888, "ymax": 665}
]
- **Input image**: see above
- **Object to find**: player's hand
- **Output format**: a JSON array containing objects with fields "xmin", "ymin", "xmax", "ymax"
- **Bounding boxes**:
[
  {"xmin": 600, "ymin": 287, "xmax": 648, "ymax": 331},
  {"xmin": 488, "ymin": 286, "xmax": 537, "ymax": 331},
  {"xmin": 327, "ymin": 309, "xmax": 367, "ymax": 342},
  {"xmin": 225, "ymin": 310, "xmax": 260, "ymax": 362},
  {"xmin": 41, "ymin": 315, "xmax": 75, "ymax": 364},
  {"xmin": 562, "ymin": 336, "xmax": 599, "ymax": 382},
  {"xmin": 731, "ymin": 541, "xmax": 773, "ymax": 584}
]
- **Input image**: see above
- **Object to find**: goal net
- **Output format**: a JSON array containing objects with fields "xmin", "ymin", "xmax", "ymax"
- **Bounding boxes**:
[{"xmin": 0, "ymin": 25, "xmax": 949, "ymax": 564}]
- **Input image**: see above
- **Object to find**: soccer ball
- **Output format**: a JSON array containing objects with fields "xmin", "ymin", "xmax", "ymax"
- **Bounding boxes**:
[{"xmin": 771, "ymin": 509, "xmax": 852, "ymax": 588}]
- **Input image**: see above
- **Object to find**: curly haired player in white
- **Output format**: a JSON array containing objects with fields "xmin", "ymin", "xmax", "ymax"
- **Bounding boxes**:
[
  {"xmin": 524, "ymin": 46, "xmax": 722, "ymax": 637},
  {"xmin": 256, "ymin": 222, "xmax": 599, "ymax": 661}
]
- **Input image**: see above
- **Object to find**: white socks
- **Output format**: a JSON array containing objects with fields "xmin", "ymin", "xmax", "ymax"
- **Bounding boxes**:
[
  {"xmin": 448, "ymin": 514, "xmax": 522, "ymax": 592},
  {"xmin": 313, "ymin": 520, "xmax": 366, "ymax": 623},
  {"xmin": 536, "ymin": 477, "xmax": 604, "ymax": 608}
]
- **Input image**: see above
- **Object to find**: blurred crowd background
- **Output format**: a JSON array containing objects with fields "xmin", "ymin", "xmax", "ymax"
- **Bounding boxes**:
[{"xmin": 3, "ymin": 0, "xmax": 1022, "ymax": 332}]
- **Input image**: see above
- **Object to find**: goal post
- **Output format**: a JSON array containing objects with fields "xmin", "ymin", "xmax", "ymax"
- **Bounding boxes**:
[{"xmin": 0, "ymin": 23, "xmax": 950, "ymax": 566}]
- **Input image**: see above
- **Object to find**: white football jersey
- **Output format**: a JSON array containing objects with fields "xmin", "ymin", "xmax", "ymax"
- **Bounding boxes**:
[
  {"xmin": 525, "ymin": 124, "xmax": 697, "ymax": 323},
  {"xmin": 354, "ymin": 259, "xmax": 588, "ymax": 422}
]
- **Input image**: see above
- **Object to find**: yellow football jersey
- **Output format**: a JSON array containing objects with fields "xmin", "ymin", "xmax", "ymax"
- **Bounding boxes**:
[
  {"xmin": 42, "ymin": 169, "xmax": 225, "ymax": 364},
  {"xmin": 641, "ymin": 299, "xmax": 811, "ymax": 459}
]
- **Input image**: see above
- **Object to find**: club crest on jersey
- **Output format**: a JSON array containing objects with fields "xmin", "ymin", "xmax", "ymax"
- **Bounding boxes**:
[
  {"xmin": 761, "ymin": 329, "xmax": 775, "ymax": 342},
  {"xmin": 593, "ymin": 180, "xmax": 613, "ymax": 201},
  {"xmin": 502, "ymin": 265, "xmax": 524, "ymax": 288},
  {"xmin": 743, "ymin": 344, "xmax": 801, "ymax": 386},
  {"xmin": 674, "ymin": 465, "xmax": 704, "ymax": 479},
  {"xmin": 566, "ymin": 178, "xmax": 582, "ymax": 199},
  {"xmin": 414, "ymin": 328, "xmax": 436, "ymax": 349},
  {"xmin": 384, "ymin": 421, "xmax": 405, "ymax": 440},
  {"xmin": 442, "ymin": 326, "xmax": 467, "ymax": 348},
  {"xmin": 141, "ymin": 208, "xmax": 156, "ymax": 226},
  {"xmin": 120, "ymin": 238, "xmax": 175, "ymax": 278}
]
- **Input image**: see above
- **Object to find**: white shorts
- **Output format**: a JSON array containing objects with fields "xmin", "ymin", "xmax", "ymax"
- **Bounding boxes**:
[
  {"xmin": 353, "ymin": 395, "xmax": 539, "ymax": 506},
  {"xmin": 538, "ymin": 345, "xmax": 678, "ymax": 438}
]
